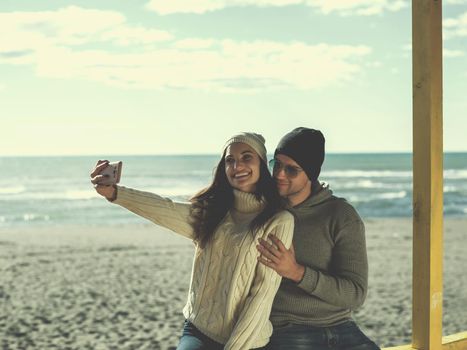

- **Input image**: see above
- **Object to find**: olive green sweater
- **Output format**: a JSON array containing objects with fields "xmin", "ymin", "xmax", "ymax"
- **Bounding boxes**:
[
  {"xmin": 270, "ymin": 182, "xmax": 368, "ymax": 327},
  {"xmin": 112, "ymin": 185, "xmax": 294, "ymax": 349}
]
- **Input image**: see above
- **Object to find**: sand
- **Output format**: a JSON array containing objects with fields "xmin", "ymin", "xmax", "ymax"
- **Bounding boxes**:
[{"xmin": 0, "ymin": 219, "xmax": 466, "ymax": 349}]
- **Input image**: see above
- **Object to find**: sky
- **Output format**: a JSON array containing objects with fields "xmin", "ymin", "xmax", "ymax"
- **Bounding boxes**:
[{"xmin": 1, "ymin": 0, "xmax": 466, "ymax": 156}]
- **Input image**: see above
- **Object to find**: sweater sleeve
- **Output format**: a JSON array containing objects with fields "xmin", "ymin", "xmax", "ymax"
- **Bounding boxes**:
[
  {"xmin": 224, "ymin": 214, "xmax": 294, "ymax": 350},
  {"xmin": 296, "ymin": 219, "xmax": 368, "ymax": 310},
  {"xmin": 112, "ymin": 185, "xmax": 194, "ymax": 240}
]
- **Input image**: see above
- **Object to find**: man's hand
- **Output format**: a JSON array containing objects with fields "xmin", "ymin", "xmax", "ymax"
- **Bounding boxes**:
[{"xmin": 257, "ymin": 234, "xmax": 305, "ymax": 283}]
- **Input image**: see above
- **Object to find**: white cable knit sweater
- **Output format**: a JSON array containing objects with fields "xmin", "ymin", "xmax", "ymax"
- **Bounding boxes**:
[{"xmin": 112, "ymin": 186, "xmax": 294, "ymax": 350}]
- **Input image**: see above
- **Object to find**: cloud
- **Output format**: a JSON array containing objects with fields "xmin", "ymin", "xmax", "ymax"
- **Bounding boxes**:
[
  {"xmin": 172, "ymin": 38, "xmax": 215, "ymax": 50},
  {"xmin": 443, "ymin": 49, "xmax": 465, "ymax": 58},
  {"xmin": 402, "ymin": 43, "xmax": 465, "ymax": 58},
  {"xmin": 366, "ymin": 61, "xmax": 382, "ymax": 68},
  {"xmin": 0, "ymin": 6, "xmax": 172, "ymax": 55},
  {"xmin": 0, "ymin": 7, "xmax": 371, "ymax": 92},
  {"xmin": 305, "ymin": 0, "xmax": 407, "ymax": 16},
  {"xmin": 444, "ymin": 11, "xmax": 467, "ymax": 39},
  {"xmin": 146, "ymin": 0, "xmax": 301, "ymax": 15},
  {"xmin": 100, "ymin": 26, "xmax": 173, "ymax": 46},
  {"xmin": 146, "ymin": 0, "xmax": 408, "ymax": 16},
  {"xmin": 30, "ymin": 40, "xmax": 372, "ymax": 92}
]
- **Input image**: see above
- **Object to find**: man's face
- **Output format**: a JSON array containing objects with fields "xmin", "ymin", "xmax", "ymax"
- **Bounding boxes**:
[{"xmin": 272, "ymin": 153, "xmax": 312, "ymax": 204}]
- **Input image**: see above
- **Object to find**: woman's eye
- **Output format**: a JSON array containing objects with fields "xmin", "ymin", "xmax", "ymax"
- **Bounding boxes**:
[
  {"xmin": 243, "ymin": 155, "xmax": 252, "ymax": 161},
  {"xmin": 225, "ymin": 158, "xmax": 234, "ymax": 164}
]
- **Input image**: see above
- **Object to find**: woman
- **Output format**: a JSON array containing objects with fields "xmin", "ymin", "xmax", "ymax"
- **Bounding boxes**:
[{"xmin": 90, "ymin": 132, "xmax": 294, "ymax": 350}]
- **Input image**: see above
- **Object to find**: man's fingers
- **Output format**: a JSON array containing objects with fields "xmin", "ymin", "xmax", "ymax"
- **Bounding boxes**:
[
  {"xmin": 268, "ymin": 234, "xmax": 287, "ymax": 252},
  {"xmin": 90, "ymin": 160, "xmax": 109, "ymax": 177},
  {"xmin": 257, "ymin": 256, "xmax": 276, "ymax": 269},
  {"xmin": 258, "ymin": 238, "xmax": 280, "ymax": 256},
  {"xmin": 257, "ymin": 244, "xmax": 280, "ymax": 263}
]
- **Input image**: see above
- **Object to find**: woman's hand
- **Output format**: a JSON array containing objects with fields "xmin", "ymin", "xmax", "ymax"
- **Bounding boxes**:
[{"xmin": 90, "ymin": 160, "xmax": 117, "ymax": 200}]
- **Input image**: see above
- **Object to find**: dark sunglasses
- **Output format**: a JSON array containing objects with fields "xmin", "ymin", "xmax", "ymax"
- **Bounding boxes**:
[{"xmin": 268, "ymin": 159, "xmax": 304, "ymax": 178}]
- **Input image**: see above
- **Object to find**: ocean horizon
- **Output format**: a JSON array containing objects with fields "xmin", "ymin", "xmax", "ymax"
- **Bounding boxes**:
[
  {"xmin": 1, "ymin": 153, "xmax": 466, "ymax": 228},
  {"xmin": 3, "ymin": 151, "xmax": 467, "ymax": 157}
]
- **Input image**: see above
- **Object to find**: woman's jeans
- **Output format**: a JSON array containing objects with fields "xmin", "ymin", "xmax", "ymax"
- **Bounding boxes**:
[
  {"xmin": 177, "ymin": 320, "xmax": 266, "ymax": 350},
  {"xmin": 266, "ymin": 320, "xmax": 380, "ymax": 350}
]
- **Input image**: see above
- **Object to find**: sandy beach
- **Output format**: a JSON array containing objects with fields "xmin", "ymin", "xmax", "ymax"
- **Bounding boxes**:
[{"xmin": 1, "ymin": 219, "xmax": 466, "ymax": 349}]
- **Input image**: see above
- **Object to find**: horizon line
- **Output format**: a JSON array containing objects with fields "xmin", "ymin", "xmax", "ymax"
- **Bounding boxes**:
[{"xmin": 2, "ymin": 150, "xmax": 467, "ymax": 158}]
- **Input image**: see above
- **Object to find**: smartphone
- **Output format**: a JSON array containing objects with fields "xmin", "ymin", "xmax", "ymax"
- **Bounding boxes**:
[{"xmin": 99, "ymin": 161, "xmax": 123, "ymax": 185}]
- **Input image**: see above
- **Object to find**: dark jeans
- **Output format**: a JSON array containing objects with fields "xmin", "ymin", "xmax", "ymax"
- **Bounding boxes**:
[
  {"xmin": 177, "ymin": 320, "xmax": 267, "ymax": 350},
  {"xmin": 266, "ymin": 320, "xmax": 380, "ymax": 350}
]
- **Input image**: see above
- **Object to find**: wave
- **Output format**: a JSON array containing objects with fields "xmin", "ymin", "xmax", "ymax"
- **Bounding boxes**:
[
  {"xmin": 322, "ymin": 169, "xmax": 467, "ymax": 179},
  {"xmin": 0, "ymin": 186, "xmax": 26, "ymax": 194},
  {"xmin": 335, "ymin": 180, "xmax": 385, "ymax": 189},
  {"xmin": 22, "ymin": 213, "xmax": 50, "ymax": 222},
  {"xmin": 0, "ymin": 190, "xmax": 98, "ymax": 200},
  {"xmin": 0, "ymin": 213, "xmax": 51, "ymax": 226},
  {"xmin": 63, "ymin": 190, "xmax": 98, "ymax": 200},
  {"xmin": 331, "ymin": 182, "xmax": 466, "ymax": 193},
  {"xmin": 146, "ymin": 187, "xmax": 198, "ymax": 198},
  {"xmin": 444, "ymin": 169, "xmax": 467, "ymax": 179},
  {"xmin": 378, "ymin": 191, "xmax": 407, "ymax": 199},
  {"xmin": 443, "ymin": 185, "xmax": 466, "ymax": 193},
  {"xmin": 349, "ymin": 191, "xmax": 408, "ymax": 203},
  {"xmin": 334, "ymin": 180, "xmax": 407, "ymax": 190},
  {"xmin": 322, "ymin": 170, "xmax": 411, "ymax": 178}
]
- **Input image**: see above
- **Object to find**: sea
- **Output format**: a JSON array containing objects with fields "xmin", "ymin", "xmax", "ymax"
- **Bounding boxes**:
[{"xmin": 1, "ymin": 153, "xmax": 466, "ymax": 228}]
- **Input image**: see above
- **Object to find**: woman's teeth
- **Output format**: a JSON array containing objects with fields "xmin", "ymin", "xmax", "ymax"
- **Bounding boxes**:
[{"xmin": 234, "ymin": 172, "xmax": 249, "ymax": 179}]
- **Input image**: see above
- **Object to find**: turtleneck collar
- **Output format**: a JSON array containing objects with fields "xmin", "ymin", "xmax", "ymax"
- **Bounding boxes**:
[{"xmin": 233, "ymin": 189, "xmax": 265, "ymax": 213}]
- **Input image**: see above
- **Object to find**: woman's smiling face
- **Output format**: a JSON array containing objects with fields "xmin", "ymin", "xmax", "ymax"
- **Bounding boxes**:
[{"xmin": 224, "ymin": 142, "xmax": 261, "ymax": 193}]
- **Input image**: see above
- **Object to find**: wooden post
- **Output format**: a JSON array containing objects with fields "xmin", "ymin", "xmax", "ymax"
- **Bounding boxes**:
[{"xmin": 412, "ymin": 1, "xmax": 443, "ymax": 350}]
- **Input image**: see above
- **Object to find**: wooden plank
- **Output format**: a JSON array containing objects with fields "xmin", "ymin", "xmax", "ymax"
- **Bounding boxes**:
[
  {"xmin": 412, "ymin": 1, "xmax": 444, "ymax": 350},
  {"xmin": 383, "ymin": 345, "xmax": 414, "ymax": 350},
  {"xmin": 382, "ymin": 332, "xmax": 467, "ymax": 350},
  {"xmin": 442, "ymin": 331, "xmax": 467, "ymax": 350}
]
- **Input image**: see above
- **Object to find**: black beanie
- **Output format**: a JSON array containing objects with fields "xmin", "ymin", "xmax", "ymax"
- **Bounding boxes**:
[{"xmin": 274, "ymin": 127, "xmax": 325, "ymax": 181}]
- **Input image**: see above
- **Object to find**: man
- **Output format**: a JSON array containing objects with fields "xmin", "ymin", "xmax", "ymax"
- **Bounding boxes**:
[{"xmin": 257, "ymin": 127, "xmax": 380, "ymax": 350}]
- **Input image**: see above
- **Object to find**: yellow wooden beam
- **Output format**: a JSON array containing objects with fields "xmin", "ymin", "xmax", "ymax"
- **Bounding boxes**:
[
  {"xmin": 412, "ymin": 0, "xmax": 443, "ymax": 350},
  {"xmin": 442, "ymin": 331, "xmax": 467, "ymax": 350},
  {"xmin": 383, "ymin": 345, "xmax": 413, "ymax": 350},
  {"xmin": 382, "ymin": 332, "xmax": 467, "ymax": 350}
]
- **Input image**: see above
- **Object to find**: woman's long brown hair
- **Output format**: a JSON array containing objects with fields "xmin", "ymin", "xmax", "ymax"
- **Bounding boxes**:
[{"xmin": 190, "ymin": 153, "xmax": 286, "ymax": 248}]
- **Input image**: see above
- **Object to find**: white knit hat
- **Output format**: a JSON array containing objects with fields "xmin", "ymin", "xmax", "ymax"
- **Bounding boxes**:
[{"xmin": 223, "ymin": 132, "xmax": 267, "ymax": 162}]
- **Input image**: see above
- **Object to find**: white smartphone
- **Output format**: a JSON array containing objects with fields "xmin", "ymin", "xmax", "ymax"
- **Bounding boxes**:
[{"xmin": 99, "ymin": 161, "xmax": 123, "ymax": 185}]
